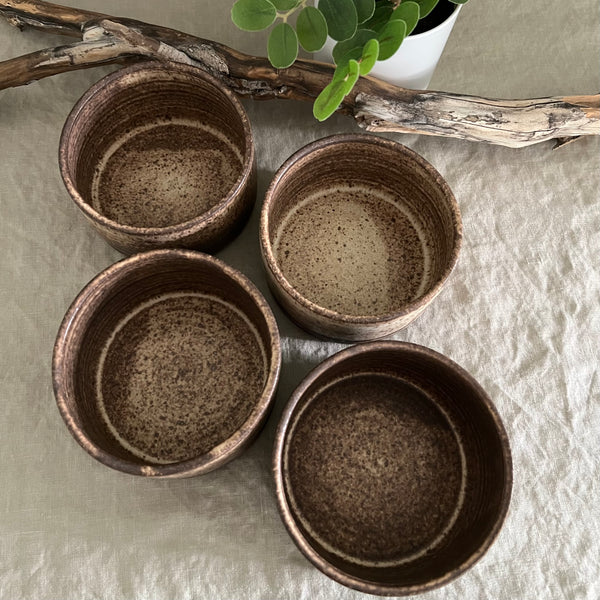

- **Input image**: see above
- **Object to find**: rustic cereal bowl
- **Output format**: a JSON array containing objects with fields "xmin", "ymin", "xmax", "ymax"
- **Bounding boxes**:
[
  {"xmin": 59, "ymin": 62, "xmax": 256, "ymax": 255},
  {"xmin": 274, "ymin": 342, "xmax": 512, "ymax": 595},
  {"xmin": 260, "ymin": 134, "xmax": 461, "ymax": 341},
  {"xmin": 52, "ymin": 249, "xmax": 280, "ymax": 477}
]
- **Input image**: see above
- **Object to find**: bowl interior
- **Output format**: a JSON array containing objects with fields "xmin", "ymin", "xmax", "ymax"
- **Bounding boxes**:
[
  {"xmin": 58, "ymin": 253, "xmax": 276, "ymax": 471},
  {"xmin": 63, "ymin": 65, "xmax": 249, "ymax": 229},
  {"xmin": 280, "ymin": 345, "xmax": 510, "ymax": 592},
  {"xmin": 265, "ymin": 138, "xmax": 459, "ymax": 318}
]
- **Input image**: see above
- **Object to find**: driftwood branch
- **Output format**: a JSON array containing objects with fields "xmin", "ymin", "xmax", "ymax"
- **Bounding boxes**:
[{"xmin": 1, "ymin": 0, "xmax": 599, "ymax": 148}]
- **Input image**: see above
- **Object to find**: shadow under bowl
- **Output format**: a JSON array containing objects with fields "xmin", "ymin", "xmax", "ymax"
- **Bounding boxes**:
[
  {"xmin": 260, "ymin": 134, "xmax": 462, "ymax": 342},
  {"xmin": 59, "ymin": 61, "xmax": 256, "ymax": 255},
  {"xmin": 274, "ymin": 342, "xmax": 512, "ymax": 595},
  {"xmin": 53, "ymin": 249, "xmax": 280, "ymax": 477}
]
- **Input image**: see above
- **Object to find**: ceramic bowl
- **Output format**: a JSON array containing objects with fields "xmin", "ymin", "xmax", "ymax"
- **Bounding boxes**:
[
  {"xmin": 53, "ymin": 249, "xmax": 280, "ymax": 477},
  {"xmin": 59, "ymin": 62, "xmax": 256, "ymax": 255},
  {"xmin": 260, "ymin": 134, "xmax": 462, "ymax": 341},
  {"xmin": 274, "ymin": 342, "xmax": 512, "ymax": 595}
]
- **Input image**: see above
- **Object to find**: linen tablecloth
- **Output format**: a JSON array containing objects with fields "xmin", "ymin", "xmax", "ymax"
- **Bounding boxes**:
[{"xmin": 1, "ymin": 1, "xmax": 599, "ymax": 598}]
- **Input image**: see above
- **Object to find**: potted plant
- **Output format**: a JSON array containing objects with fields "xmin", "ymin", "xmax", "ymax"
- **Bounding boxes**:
[{"xmin": 231, "ymin": 0, "xmax": 469, "ymax": 121}]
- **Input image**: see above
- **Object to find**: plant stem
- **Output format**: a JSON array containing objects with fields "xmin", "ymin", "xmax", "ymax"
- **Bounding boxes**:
[{"xmin": 280, "ymin": 0, "xmax": 306, "ymax": 23}]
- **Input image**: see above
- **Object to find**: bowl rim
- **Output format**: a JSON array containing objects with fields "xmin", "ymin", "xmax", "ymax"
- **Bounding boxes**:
[
  {"xmin": 273, "ymin": 341, "xmax": 512, "ymax": 595},
  {"xmin": 52, "ymin": 248, "xmax": 281, "ymax": 478},
  {"xmin": 58, "ymin": 61, "xmax": 255, "ymax": 241},
  {"xmin": 260, "ymin": 133, "xmax": 463, "ymax": 326}
]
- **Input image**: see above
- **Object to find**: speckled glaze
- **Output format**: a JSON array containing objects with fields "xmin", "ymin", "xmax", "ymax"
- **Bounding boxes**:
[
  {"xmin": 59, "ymin": 62, "xmax": 256, "ymax": 255},
  {"xmin": 274, "ymin": 342, "xmax": 512, "ymax": 595},
  {"xmin": 260, "ymin": 134, "xmax": 462, "ymax": 341},
  {"xmin": 52, "ymin": 249, "xmax": 281, "ymax": 477}
]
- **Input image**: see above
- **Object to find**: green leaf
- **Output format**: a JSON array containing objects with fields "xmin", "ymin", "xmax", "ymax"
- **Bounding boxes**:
[
  {"xmin": 359, "ymin": 37, "xmax": 379, "ymax": 74},
  {"xmin": 296, "ymin": 6, "xmax": 328, "ymax": 52},
  {"xmin": 335, "ymin": 45, "xmax": 363, "ymax": 66},
  {"xmin": 414, "ymin": 0, "xmax": 439, "ymax": 19},
  {"xmin": 377, "ymin": 18, "xmax": 407, "ymax": 60},
  {"xmin": 332, "ymin": 28, "xmax": 377, "ymax": 64},
  {"xmin": 270, "ymin": 0, "xmax": 298, "ymax": 9},
  {"xmin": 363, "ymin": 3, "xmax": 393, "ymax": 33},
  {"xmin": 314, "ymin": 81, "xmax": 346, "ymax": 121},
  {"xmin": 351, "ymin": 0, "xmax": 375, "ymax": 24},
  {"xmin": 268, "ymin": 22, "xmax": 298, "ymax": 68},
  {"xmin": 449, "ymin": 0, "xmax": 469, "ymax": 4},
  {"xmin": 231, "ymin": 0, "xmax": 277, "ymax": 31},
  {"xmin": 341, "ymin": 59, "xmax": 360, "ymax": 89},
  {"xmin": 318, "ymin": 0, "xmax": 358, "ymax": 41},
  {"xmin": 391, "ymin": 1, "xmax": 419, "ymax": 36},
  {"xmin": 313, "ymin": 59, "xmax": 359, "ymax": 121}
]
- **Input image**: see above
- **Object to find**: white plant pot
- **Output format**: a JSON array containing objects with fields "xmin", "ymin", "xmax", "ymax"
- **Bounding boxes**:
[{"xmin": 314, "ymin": 3, "xmax": 462, "ymax": 90}]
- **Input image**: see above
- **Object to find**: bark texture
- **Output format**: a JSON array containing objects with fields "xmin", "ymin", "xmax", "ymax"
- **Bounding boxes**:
[{"xmin": 1, "ymin": 0, "xmax": 598, "ymax": 148}]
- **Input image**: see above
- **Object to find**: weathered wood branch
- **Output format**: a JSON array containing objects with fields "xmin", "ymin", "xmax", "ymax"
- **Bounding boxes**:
[{"xmin": 1, "ymin": 0, "xmax": 599, "ymax": 148}]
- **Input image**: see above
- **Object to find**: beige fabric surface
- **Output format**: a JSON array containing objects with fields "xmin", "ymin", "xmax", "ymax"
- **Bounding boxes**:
[{"xmin": 1, "ymin": 1, "xmax": 599, "ymax": 598}]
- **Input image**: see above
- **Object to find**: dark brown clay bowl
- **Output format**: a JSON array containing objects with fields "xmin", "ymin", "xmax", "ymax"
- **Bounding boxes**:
[
  {"xmin": 274, "ymin": 342, "xmax": 512, "ymax": 595},
  {"xmin": 59, "ymin": 62, "xmax": 256, "ymax": 255},
  {"xmin": 260, "ymin": 134, "xmax": 462, "ymax": 341},
  {"xmin": 53, "ymin": 249, "xmax": 280, "ymax": 477}
]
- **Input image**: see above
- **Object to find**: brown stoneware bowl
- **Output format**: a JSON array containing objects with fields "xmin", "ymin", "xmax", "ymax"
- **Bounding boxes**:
[
  {"xmin": 53, "ymin": 249, "xmax": 280, "ymax": 477},
  {"xmin": 59, "ymin": 62, "xmax": 256, "ymax": 255},
  {"xmin": 274, "ymin": 342, "xmax": 512, "ymax": 595},
  {"xmin": 260, "ymin": 134, "xmax": 461, "ymax": 341}
]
